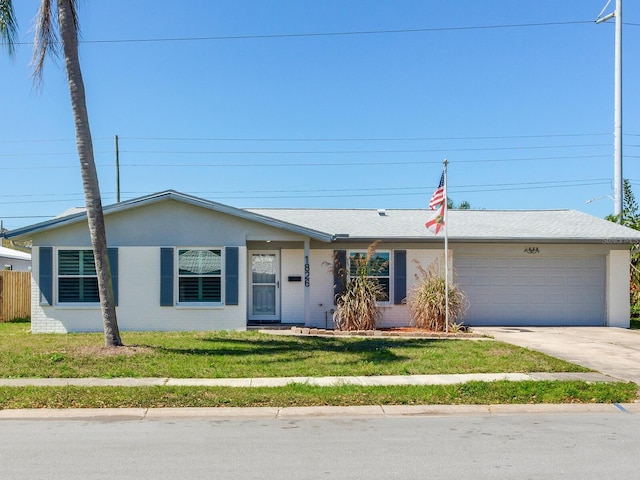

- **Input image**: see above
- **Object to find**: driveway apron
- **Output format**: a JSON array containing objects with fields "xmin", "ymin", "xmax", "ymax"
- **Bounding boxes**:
[{"xmin": 475, "ymin": 327, "xmax": 640, "ymax": 385}]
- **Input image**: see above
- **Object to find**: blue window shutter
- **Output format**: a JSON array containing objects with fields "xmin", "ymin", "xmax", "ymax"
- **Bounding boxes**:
[
  {"xmin": 393, "ymin": 250, "xmax": 407, "ymax": 305},
  {"xmin": 108, "ymin": 248, "xmax": 119, "ymax": 306},
  {"xmin": 225, "ymin": 247, "xmax": 239, "ymax": 306},
  {"xmin": 160, "ymin": 248, "xmax": 174, "ymax": 306},
  {"xmin": 39, "ymin": 247, "xmax": 53, "ymax": 305},
  {"xmin": 333, "ymin": 250, "xmax": 347, "ymax": 305}
]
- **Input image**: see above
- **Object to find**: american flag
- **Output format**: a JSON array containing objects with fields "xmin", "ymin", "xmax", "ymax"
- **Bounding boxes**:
[{"xmin": 429, "ymin": 172, "xmax": 445, "ymax": 209}]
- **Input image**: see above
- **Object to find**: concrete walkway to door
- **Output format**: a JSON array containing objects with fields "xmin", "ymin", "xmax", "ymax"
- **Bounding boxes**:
[{"xmin": 475, "ymin": 327, "xmax": 640, "ymax": 385}]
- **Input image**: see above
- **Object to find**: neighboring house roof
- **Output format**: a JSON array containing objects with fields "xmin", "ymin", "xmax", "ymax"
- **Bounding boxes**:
[
  {"xmin": 0, "ymin": 246, "xmax": 31, "ymax": 261},
  {"xmin": 5, "ymin": 190, "xmax": 640, "ymax": 244}
]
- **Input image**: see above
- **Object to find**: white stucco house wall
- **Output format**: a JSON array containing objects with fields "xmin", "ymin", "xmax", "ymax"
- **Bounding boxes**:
[
  {"xmin": 5, "ymin": 190, "xmax": 640, "ymax": 333},
  {"xmin": 0, "ymin": 246, "xmax": 31, "ymax": 272}
]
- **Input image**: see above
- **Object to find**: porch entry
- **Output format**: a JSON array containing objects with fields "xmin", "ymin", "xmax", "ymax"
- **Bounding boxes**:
[{"xmin": 248, "ymin": 251, "xmax": 280, "ymax": 322}]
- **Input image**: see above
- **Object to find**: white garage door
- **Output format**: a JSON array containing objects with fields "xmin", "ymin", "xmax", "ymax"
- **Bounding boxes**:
[{"xmin": 454, "ymin": 255, "xmax": 605, "ymax": 326}]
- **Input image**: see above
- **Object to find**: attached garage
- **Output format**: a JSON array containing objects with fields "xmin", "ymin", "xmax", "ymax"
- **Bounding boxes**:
[{"xmin": 455, "ymin": 253, "xmax": 606, "ymax": 326}]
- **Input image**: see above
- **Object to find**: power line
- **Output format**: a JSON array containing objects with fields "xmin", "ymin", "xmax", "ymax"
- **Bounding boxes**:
[
  {"xmin": 171, "ymin": 178, "xmax": 613, "ymax": 196},
  {"xmin": 197, "ymin": 181, "xmax": 611, "ymax": 200},
  {"xmin": 0, "ymin": 132, "xmax": 623, "ymax": 145},
  {"xmin": 0, "ymin": 154, "xmax": 610, "ymax": 170},
  {"xmin": 0, "ymin": 179, "xmax": 611, "ymax": 205},
  {"xmin": 0, "ymin": 215, "xmax": 54, "ymax": 219},
  {"xmin": 0, "ymin": 138, "xmax": 108, "ymax": 143},
  {"xmin": 119, "ymin": 133, "xmax": 611, "ymax": 142},
  {"xmin": 117, "ymin": 143, "xmax": 609, "ymax": 155},
  {"xmin": 8, "ymin": 132, "xmax": 640, "ymax": 145},
  {"xmin": 10, "ymin": 21, "xmax": 594, "ymax": 47},
  {"xmin": 120, "ymin": 154, "xmax": 607, "ymax": 167},
  {"xmin": 0, "ymin": 151, "xmax": 111, "ymax": 157}
]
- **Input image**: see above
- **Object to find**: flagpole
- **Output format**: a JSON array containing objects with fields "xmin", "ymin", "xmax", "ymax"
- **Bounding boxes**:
[{"xmin": 443, "ymin": 159, "xmax": 449, "ymax": 333}]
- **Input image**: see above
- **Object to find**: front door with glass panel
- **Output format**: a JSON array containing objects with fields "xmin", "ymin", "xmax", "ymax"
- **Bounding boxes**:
[{"xmin": 249, "ymin": 251, "xmax": 280, "ymax": 321}]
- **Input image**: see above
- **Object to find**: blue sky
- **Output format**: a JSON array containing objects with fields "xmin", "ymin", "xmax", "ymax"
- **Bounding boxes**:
[{"xmin": 1, "ymin": 0, "xmax": 639, "ymax": 230}]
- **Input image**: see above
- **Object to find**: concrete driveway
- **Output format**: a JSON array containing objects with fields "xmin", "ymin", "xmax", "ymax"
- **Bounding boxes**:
[{"xmin": 475, "ymin": 327, "xmax": 640, "ymax": 385}]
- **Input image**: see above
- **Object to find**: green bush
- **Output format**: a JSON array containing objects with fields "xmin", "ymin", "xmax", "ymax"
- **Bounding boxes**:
[
  {"xmin": 8, "ymin": 316, "xmax": 30, "ymax": 324},
  {"xmin": 408, "ymin": 260, "xmax": 468, "ymax": 331}
]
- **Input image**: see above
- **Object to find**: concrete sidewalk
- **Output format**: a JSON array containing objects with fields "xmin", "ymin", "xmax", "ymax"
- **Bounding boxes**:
[{"xmin": 0, "ymin": 371, "xmax": 618, "ymax": 388}]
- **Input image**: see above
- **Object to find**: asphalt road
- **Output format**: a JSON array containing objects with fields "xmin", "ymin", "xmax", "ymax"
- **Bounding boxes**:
[{"xmin": 2, "ymin": 412, "xmax": 640, "ymax": 479}]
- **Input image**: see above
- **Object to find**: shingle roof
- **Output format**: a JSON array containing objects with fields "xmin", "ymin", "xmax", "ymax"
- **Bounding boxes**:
[
  {"xmin": 6, "ymin": 190, "xmax": 640, "ymax": 244},
  {"xmin": 247, "ymin": 208, "xmax": 640, "ymax": 243}
]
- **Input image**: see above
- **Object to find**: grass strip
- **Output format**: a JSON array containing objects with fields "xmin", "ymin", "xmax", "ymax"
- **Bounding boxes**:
[{"xmin": 0, "ymin": 381, "xmax": 635, "ymax": 409}]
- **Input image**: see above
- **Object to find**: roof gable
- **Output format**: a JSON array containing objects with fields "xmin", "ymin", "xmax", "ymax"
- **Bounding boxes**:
[{"xmin": 5, "ymin": 190, "xmax": 333, "ymax": 242}]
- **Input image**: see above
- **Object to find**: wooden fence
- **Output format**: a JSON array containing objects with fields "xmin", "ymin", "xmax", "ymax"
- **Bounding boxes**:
[{"xmin": 0, "ymin": 271, "xmax": 31, "ymax": 322}]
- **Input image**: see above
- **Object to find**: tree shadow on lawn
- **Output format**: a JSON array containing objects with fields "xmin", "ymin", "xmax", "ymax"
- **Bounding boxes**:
[{"xmin": 152, "ymin": 336, "xmax": 453, "ymax": 365}]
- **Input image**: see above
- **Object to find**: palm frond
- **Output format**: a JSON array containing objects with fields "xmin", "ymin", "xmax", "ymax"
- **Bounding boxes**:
[
  {"xmin": 31, "ymin": 0, "xmax": 59, "ymax": 83},
  {"xmin": 0, "ymin": 0, "xmax": 18, "ymax": 56}
]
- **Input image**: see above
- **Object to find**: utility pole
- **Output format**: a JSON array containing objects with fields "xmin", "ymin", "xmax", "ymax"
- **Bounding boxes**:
[
  {"xmin": 596, "ymin": 0, "xmax": 623, "ymax": 221},
  {"xmin": 115, "ymin": 135, "xmax": 121, "ymax": 203}
]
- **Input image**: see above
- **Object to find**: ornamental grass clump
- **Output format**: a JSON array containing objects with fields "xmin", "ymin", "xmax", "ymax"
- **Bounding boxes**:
[
  {"xmin": 333, "ymin": 243, "xmax": 386, "ymax": 331},
  {"xmin": 409, "ymin": 260, "xmax": 468, "ymax": 332}
]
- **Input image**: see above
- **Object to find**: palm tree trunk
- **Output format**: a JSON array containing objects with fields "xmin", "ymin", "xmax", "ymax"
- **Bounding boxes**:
[{"xmin": 57, "ymin": 0, "xmax": 122, "ymax": 347}]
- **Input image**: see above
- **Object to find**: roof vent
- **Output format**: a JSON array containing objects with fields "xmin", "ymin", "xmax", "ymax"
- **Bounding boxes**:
[{"xmin": 377, "ymin": 209, "xmax": 387, "ymax": 216}]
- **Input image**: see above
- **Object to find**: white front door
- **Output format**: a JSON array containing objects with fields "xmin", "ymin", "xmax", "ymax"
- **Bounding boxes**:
[{"xmin": 249, "ymin": 251, "xmax": 280, "ymax": 321}]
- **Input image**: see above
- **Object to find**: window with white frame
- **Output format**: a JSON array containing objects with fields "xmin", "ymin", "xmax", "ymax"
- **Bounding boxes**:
[
  {"xmin": 58, "ymin": 249, "xmax": 99, "ymax": 303},
  {"xmin": 178, "ymin": 248, "xmax": 222, "ymax": 303},
  {"xmin": 348, "ymin": 250, "xmax": 390, "ymax": 301}
]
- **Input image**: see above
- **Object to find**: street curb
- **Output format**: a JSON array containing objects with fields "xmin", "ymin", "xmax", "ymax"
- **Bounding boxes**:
[{"xmin": 1, "ymin": 403, "xmax": 638, "ymax": 420}]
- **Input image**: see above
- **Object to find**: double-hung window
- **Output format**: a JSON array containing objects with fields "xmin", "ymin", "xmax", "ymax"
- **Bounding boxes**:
[
  {"xmin": 58, "ymin": 249, "xmax": 99, "ymax": 303},
  {"xmin": 178, "ymin": 248, "xmax": 222, "ymax": 303},
  {"xmin": 349, "ymin": 250, "xmax": 390, "ymax": 301}
]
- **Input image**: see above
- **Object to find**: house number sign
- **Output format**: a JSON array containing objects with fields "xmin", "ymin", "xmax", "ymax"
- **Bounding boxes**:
[{"xmin": 304, "ymin": 256, "xmax": 310, "ymax": 287}]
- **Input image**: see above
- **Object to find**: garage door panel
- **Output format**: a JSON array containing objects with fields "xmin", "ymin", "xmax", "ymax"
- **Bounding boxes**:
[
  {"xmin": 567, "ymin": 275, "xmax": 585, "ymax": 286},
  {"xmin": 567, "ymin": 258, "xmax": 583, "ymax": 267},
  {"xmin": 585, "ymin": 270, "xmax": 605, "ymax": 282},
  {"xmin": 472, "ymin": 258, "xmax": 492, "ymax": 268},
  {"xmin": 491, "ymin": 275, "xmax": 510, "ymax": 286},
  {"xmin": 550, "ymin": 258, "xmax": 568, "ymax": 268},
  {"xmin": 547, "ymin": 277, "xmax": 566, "ymax": 287},
  {"xmin": 511, "ymin": 276, "xmax": 530, "ymax": 286},
  {"xmin": 583, "ymin": 286, "xmax": 604, "ymax": 296},
  {"xmin": 492, "ymin": 258, "xmax": 510, "ymax": 268},
  {"xmin": 546, "ymin": 293, "xmax": 566, "ymax": 305},
  {"xmin": 530, "ymin": 275, "xmax": 547, "ymax": 286},
  {"xmin": 529, "ymin": 294, "xmax": 546, "ymax": 304},
  {"xmin": 455, "ymin": 255, "xmax": 605, "ymax": 326}
]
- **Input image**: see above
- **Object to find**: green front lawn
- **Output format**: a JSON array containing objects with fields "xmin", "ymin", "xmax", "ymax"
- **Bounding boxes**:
[
  {"xmin": 1, "ymin": 323, "xmax": 635, "ymax": 408},
  {"xmin": 0, "ymin": 323, "xmax": 588, "ymax": 379}
]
